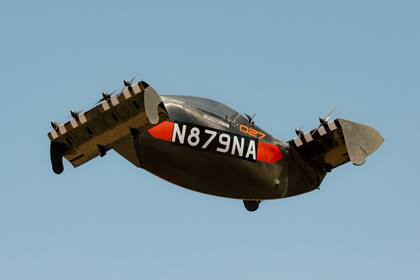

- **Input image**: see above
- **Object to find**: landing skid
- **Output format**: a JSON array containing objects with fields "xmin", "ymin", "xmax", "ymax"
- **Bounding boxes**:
[{"xmin": 243, "ymin": 200, "xmax": 260, "ymax": 212}]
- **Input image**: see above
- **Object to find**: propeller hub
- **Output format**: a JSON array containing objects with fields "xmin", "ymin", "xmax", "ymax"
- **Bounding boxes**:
[
  {"xmin": 319, "ymin": 117, "xmax": 328, "ymax": 125},
  {"xmin": 51, "ymin": 121, "xmax": 59, "ymax": 131}
]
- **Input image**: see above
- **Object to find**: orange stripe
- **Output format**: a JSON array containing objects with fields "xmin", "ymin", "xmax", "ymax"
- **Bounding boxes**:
[
  {"xmin": 147, "ymin": 121, "xmax": 174, "ymax": 142},
  {"xmin": 257, "ymin": 142, "xmax": 283, "ymax": 164}
]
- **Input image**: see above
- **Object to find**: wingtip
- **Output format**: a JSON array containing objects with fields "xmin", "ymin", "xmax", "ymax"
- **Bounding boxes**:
[{"xmin": 139, "ymin": 80, "xmax": 150, "ymax": 89}]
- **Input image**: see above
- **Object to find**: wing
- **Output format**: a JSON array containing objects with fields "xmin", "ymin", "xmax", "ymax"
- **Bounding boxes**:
[
  {"xmin": 288, "ymin": 118, "xmax": 384, "ymax": 170},
  {"xmin": 48, "ymin": 81, "xmax": 168, "ymax": 174}
]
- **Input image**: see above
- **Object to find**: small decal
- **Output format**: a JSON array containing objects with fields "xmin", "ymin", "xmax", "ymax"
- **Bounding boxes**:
[
  {"xmin": 148, "ymin": 121, "xmax": 174, "ymax": 142},
  {"xmin": 257, "ymin": 142, "xmax": 283, "ymax": 164},
  {"xmin": 203, "ymin": 114, "xmax": 230, "ymax": 128},
  {"xmin": 239, "ymin": 124, "xmax": 266, "ymax": 139}
]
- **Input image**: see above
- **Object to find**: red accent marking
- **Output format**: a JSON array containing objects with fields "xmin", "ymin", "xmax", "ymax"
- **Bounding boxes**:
[
  {"xmin": 257, "ymin": 142, "xmax": 283, "ymax": 164},
  {"xmin": 147, "ymin": 121, "xmax": 174, "ymax": 142}
]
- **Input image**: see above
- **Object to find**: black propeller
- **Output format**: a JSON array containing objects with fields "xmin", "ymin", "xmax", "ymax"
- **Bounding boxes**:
[
  {"xmin": 70, "ymin": 110, "xmax": 81, "ymax": 119},
  {"xmin": 51, "ymin": 121, "xmax": 60, "ymax": 131},
  {"xmin": 96, "ymin": 90, "xmax": 116, "ymax": 104},
  {"xmin": 96, "ymin": 76, "xmax": 137, "ymax": 104},
  {"xmin": 319, "ymin": 107, "xmax": 336, "ymax": 126},
  {"xmin": 245, "ymin": 113, "xmax": 256, "ymax": 126},
  {"xmin": 311, "ymin": 107, "xmax": 336, "ymax": 135},
  {"xmin": 295, "ymin": 128, "xmax": 304, "ymax": 137},
  {"xmin": 124, "ymin": 76, "xmax": 136, "ymax": 87}
]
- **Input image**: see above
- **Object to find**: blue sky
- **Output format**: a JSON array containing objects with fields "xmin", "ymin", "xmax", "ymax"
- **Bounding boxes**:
[{"xmin": 0, "ymin": 0, "xmax": 419, "ymax": 279}]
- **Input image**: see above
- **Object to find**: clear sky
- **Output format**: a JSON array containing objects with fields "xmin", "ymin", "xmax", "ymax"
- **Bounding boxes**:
[{"xmin": 0, "ymin": 0, "xmax": 419, "ymax": 279}]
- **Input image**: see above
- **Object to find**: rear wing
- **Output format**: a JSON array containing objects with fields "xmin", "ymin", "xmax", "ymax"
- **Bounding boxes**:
[
  {"xmin": 48, "ymin": 81, "xmax": 168, "ymax": 174},
  {"xmin": 288, "ymin": 119, "xmax": 384, "ymax": 170}
]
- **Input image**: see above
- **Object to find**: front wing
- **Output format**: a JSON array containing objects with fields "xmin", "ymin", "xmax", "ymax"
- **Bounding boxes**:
[{"xmin": 48, "ymin": 81, "xmax": 168, "ymax": 174}]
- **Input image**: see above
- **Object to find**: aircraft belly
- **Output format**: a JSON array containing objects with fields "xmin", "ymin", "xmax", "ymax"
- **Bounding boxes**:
[{"xmin": 140, "ymin": 132, "xmax": 286, "ymax": 200}]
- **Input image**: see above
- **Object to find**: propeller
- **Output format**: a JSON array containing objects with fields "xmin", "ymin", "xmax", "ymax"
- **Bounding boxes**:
[
  {"xmin": 311, "ymin": 107, "xmax": 336, "ymax": 135},
  {"xmin": 96, "ymin": 76, "xmax": 137, "ymax": 104},
  {"xmin": 123, "ymin": 76, "xmax": 136, "ymax": 87},
  {"xmin": 96, "ymin": 90, "xmax": 115, "ymax": 103},
  {"xmin": 51, "ymin": 121, "xmax": 60, "ymax": 131},
  {"xmin": 295, "ymin": 127, "xmax": 304, "ymax": 137},
  {"xmin": 319, "ymin": 107, "xmax": 336, "ymax": 126},
  {"xmin": 244, "ymin": 113, "xmax": 256, "ymax": 126},
  {"xmin": 70, "ymin": 110, "xmax": 81, "ymax": 119}
]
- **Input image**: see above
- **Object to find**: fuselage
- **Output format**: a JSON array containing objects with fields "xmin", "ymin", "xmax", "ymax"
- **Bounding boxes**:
[
  {"xmin": 137, "ymin": 95, "xmax": 322, "ymax": 200},
  {"xmin": 48, "ymin": 80, "xmax": 383, "ymax": 211}
]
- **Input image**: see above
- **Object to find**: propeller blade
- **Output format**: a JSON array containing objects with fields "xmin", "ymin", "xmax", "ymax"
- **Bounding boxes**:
[
  {"xmin": 244, "ymin": 113, "xmax": 252, "ymax": 122},
  {"xmin": 123, "ymin": 76, "xmax": 137, "ymax": 87},
  {"xmin": 95, "ymin": 76, "xmax": 137, "ymax": 104},
  {"xmin": 295, "ymin": 128, "xmax": 304, "ymax": 137},
  {"xmin": 324, "ymin": 107, "xmax": 336, "ymax": 122},
  {"xmin": 312, "ymin": 107, "xmax": 338, "ymax": 135},
  {"xmin": 96, "ymin": 91, "xmax": 112, "ymax": 104},
  {"xmin": 70, "ymin": 110, "xmax": 80, "ymax": 119},
  {"xmin": 51, "ymin": 121, "xmax": 59, "ymax": 131}
]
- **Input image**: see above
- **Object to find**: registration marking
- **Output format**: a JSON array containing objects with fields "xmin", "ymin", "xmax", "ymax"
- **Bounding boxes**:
[{"xmin": 148, "ymin": 121, "xmax": 283, "ymax": 164}]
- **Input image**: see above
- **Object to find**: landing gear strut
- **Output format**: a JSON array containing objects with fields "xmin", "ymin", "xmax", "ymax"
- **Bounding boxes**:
[{"xmin": 243, "ymin": 200, "xmax": 260, "ymax": 212}]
